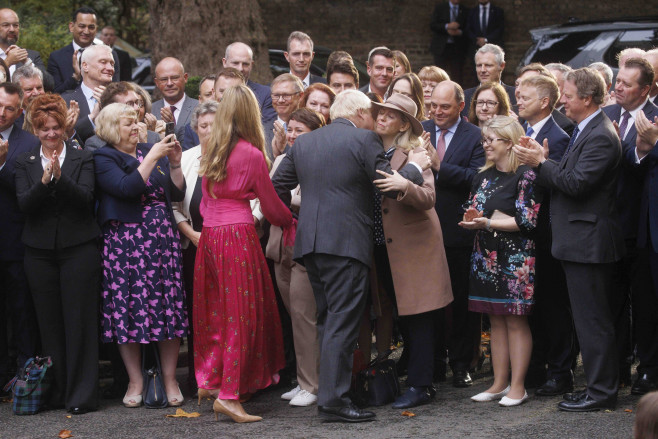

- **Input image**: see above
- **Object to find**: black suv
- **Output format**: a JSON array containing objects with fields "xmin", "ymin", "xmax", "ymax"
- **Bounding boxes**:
[{"xmin": 520, "ymin": 17, "xmax": 658, "ymax": 72}]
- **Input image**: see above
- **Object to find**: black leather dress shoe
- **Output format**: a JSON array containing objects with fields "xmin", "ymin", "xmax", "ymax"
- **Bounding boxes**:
[
  {"xmin": 535, "ymin": 377, "xmax": 574, "ymax": 396},
  {"xmin": 631, "ymin": 374, "xmax": 658, "ymax": 396},
  {"xmin": 318, "ymin": 404, "xmax": 376, "ymax": 422},
  {"xmin": 563, "ymin": 390, "xmax": 587, "ymax": 402},
  {"xmin": 68, "ymin": 407, "xmax": 95, "ymax": 415},
  {"xmin": 391, "ymin": 386, "xmax": 436, "ymax": 409},
  {"xmin": 558, "ymin": 395, "xmax": 616, "ymax": 412},
  {"xmin": 452, "ymin": 370, "xmax": 473, "ymax": 387}
]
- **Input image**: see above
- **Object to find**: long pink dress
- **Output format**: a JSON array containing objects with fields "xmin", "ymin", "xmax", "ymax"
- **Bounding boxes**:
[{"xmin": 193, "ymin": 139, "xmax": 293, "ymax": 399}]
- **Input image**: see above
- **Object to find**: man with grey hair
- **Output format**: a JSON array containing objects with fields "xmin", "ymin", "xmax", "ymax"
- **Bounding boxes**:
[
  {"xmin": 589, "ymin": 62, "xmax": 614, "ymax": 106},
  {"xmin": 462, "ymin": 43, "xmax": 516, "ymax": 117},
  {"xmin": 272, "ymin": 89, "xmax": 429, "ymax": 422},
  {"xmin": 11, "ymin": 63, "xmax": 45, "ymax": 128},
  {"xmin": 514, "ymin": 67, "xmax": 624, "ymax": 412},
  {"xmin": 60, "ymin": 43, "xmax": 115, "ymax": 143},
  {"xmin": 617, "ymin": 47, "xmax": 646, "ymax": 68},
  {"xmin": 644, "ymin": 49, "xmax": 658, "ymax": 105},
  {"xmin": 545, "ymin": 63, "xmax": 572, "ymax": 114},
  {"xmin": 285, "ymin": 31, "xmax": 325, "ymax": 88},
  {"xmin": 223, "ymin": 41, "xmax": 276, "ymax": 123},
  {"xmin": 265, "ymin": 73, "xmax": 304, "ymax": 161}
]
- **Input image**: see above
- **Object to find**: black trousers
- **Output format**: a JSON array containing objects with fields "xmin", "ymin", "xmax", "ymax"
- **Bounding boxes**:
[
  {"xmin": 561, "ymin": 261, "xmax": 618, "ymax": 401},
  {"xmin": 400, "ymin": 310, "xmax": 439, "ymax": 388},
  {"xmin": 436, "ymin": 246, "xmax": 481, "ymax": 372},
  {"xmin": 0, "ymin": 259, "xmax": 38, "ymax": 382},
  {"xmin": 304, "ymin": 253, "xmax": 369, "ymax": 407},
  {"xmin": 609, "ymin": 239, "xmax": 637, "ymax": 376},
  {"xmin": 433, "ymin": 43, "xmax": 466, "ymax": 86},
  {"xmin": 24, "ymin": 241, "xmax": 100, "ymax": 410},
  {"xmin": 634, "ymin": 243, "xmax": 658, "ymax": 377}
]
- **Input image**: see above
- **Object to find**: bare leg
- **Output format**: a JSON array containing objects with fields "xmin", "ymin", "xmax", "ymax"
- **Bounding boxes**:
[
  {"xmin": 157, "ymin": 338, "xmax": 181, "ymax": 397},
  {"xmin": 117, "ymin": 342, "xmax": 142, "ymax": 402},
  {"xmin": 505, "ymin": 315, "xmax": 532, "ymax": 399},
  {"xmin": 485, "ymin": 314, "xmax": 510, "ymax": 394}
]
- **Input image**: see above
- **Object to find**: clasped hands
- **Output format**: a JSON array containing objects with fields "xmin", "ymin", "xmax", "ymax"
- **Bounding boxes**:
[
  {"xmin": 4, "ymin": 45, "xmax": 28, "ymax": 66},
  {"xmin": 458, "ymin": 207, "xmax": 488, "ymax": 230},
  {"xmin": 512, "ymin": 136, "xmax": 549, "ymax": 168},
  {"xmin": 41, "ymin": 151, "xmax": 62, "ymax": 185},
  {"xmin": 373, "ymin": 144, "xmax": 432, "ymax": 192},
  {"xmin": 635, "ymin": 111, "xmax": 658, "ymax": 159}
]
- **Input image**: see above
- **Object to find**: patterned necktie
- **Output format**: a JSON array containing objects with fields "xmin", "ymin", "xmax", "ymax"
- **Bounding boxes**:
[
  {"xmin": 436, "ymin": 129, "xmax": 447, "ymax": 161},
  {"xmin": 618, "ymin": 111, "xmax": 631, "ymax": 141},
  {"xmin": 565, "ymin": 126, "xmax": 580, "ymax": 156},
  {"xmin": 170, "ymin": 105, "xmax": 177, "ymax": 125}
]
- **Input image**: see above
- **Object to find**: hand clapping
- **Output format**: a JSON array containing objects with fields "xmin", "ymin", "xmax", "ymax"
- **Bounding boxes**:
[{"xmin": 512, "ymin": 136, "xmax": 547, "ymax": 168}]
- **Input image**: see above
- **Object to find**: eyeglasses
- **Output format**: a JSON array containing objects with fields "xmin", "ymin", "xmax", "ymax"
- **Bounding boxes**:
[
  {"xmin": 481, "ymin": 137, "xmax": 508, "ymax": 145},
  {"xmin": 475, "ymin": 100, "xmax": 499, "ymax": 108},
  {"xmin": 156, "ymin": 75, "xmax": 182, "ymax": 83},
  {"xmin": 271, "ymin": 93, "xmax": 299, "ymax": 101},
  {"xmin": 124, "ymin": 100, "xmax": 144, "ymax": 108}
]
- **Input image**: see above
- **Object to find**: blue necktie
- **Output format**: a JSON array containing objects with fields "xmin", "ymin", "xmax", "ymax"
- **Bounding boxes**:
[
  {"xmin": 565, "ymin": 126, "xmax": 580, "ymax": 155},
  {"xmin": 525, "ymin": 125, "xmax": 534, "ymax": 137}
]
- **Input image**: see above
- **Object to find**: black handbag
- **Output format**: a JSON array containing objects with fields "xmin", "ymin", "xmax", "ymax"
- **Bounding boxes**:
[
  {"xmin": 351, "ymin": 349, "xmax": 400, "ymax": 408},
  {"xmin": 142, "ymin": 345, "xmax": 168, "ymax": 409}
]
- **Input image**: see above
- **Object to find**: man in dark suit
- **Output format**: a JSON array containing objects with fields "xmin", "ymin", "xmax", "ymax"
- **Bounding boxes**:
[
  {"xmin": 0, "ymin": 8, "xmax": 49, "ymax": 79},
  {"xmin": 223, "ymin": 42, "xmax": 276, "ymax": 124},
  {"xmin": 60, "ymin": 44, "xmax": 115, "ymax": 144},
  {"xmin": 327, "ymin": 60, "xmax": 359, "ymax": 94},
  {"xmin": 630, "ymin": 110, "xmax": 658, "ymax": 395},
  {"xmin": 517, "ymin": 74, "xmax": 574, "ymax": 395},
  {"xmin": 603, "ymin": 58, "xmax": 658, "ymax": 394},
  {"xmin": 422, "ymin": 80, "xmax": 484, "ymax": 387},
  {"xmin": 99, "ymin": 26, "xmax": 132, "ymax": 82},
  {"xmin": 264, "ymin": 74, "xmax": 303, "ymax": 162},
  {"xmin": 11, "ymin": 64, "xmax": 45, "ymax": 129},
  {"xmin": 151, "ymin": 57, "xmax": 198, "ymax": 149},
  {"xmin": 462, "ymin": 44, "xmax": 515, "ymax": 118},
  {"xmin": 181, "ymin": 74, "xmax": 217, "ymax": 151},
  {"xmin": 515, "ymin": 68, "xmax": 625, "ymax": 412},
  {"xmin": 358, "ymin": 47, "xmax": 395, "ymax": 100},
  {"xmin": 271, "ymin": 90, "xmax": 427, "ymax": 422},
  {"xmin": 285, "ymin": 31, "xmax": 325, "ymax": 88},
  {"xmin": 429, "ymin": 0, "xmax": 469, "ymax": 85},
  {"xmin": 645, "ymin": 49, "xmax": 658, "ymax": 106},
  {"xmin": 464, "ymin": 0, "xmax": 504, "ymax": 49},
  {"xmin": 0, "ymin": 83, "xmax": 39, "ymax": 389}
]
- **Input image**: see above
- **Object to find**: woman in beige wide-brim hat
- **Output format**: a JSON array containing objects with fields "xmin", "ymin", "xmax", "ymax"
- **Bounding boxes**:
[{"xmin": 372, "ymin": 93, "xmax": 454, "ymax": 409}]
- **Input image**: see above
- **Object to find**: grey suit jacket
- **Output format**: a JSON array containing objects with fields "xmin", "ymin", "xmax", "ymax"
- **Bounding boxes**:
[
  {"xmin": 271, "ymin": 118, "xmax": 424, "ymax": 266},
  {"xmin": 536, "ymin": 110, "xmax": 625, "ymax": 263},
  {"xmin": 151, "ymin": 94, "xmax": 199, "ymax": 142},
  {"xmin": 60, "ymin": 85, "xmax": 94, "ymax": 143}
]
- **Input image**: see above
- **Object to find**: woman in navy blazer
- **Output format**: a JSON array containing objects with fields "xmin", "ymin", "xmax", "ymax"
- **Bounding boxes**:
[
  {"xmin": 14, "ymin": 94, "xmax": 101, "ymax": 414},
  {"xmin": 93, "ymin": 103, "xmax": 187, "ymax": 409}
]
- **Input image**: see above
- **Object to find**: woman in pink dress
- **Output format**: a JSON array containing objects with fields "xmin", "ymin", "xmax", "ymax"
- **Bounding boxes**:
[{"xmin": 194, "ymin": 85, "xmax": 296, "ymax": 423}]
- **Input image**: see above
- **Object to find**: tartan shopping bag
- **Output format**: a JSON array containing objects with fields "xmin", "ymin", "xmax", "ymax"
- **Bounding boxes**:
[{"xmin": 3, "ymin": 356, "xmax": 53, "ymax": 415}]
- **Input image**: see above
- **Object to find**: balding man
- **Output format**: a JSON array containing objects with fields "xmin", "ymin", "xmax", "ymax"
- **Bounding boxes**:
[
  {"xmin": 60, "ymin": 44, "xmax": 115, "ymax": 143},
  {"xmin": 0, "ymin": 8, "xmax": 47, "ymax": 78},
  {"xmin": 223, "ymin": 42, "xmax": 276, "ymax": 123},
  {"xmin": 99, "ymin": 26, "xmax": 132, "ymax": 81},
  {"xmin": 151, "ymin": 57, "xmax": 198, "ymax": 147}
]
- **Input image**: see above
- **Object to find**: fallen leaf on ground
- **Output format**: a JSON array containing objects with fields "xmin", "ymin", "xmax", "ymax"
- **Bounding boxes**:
[
  {"xmin": 58, "ymin": 430, "xmax": 73, "ymax": 438},
  {"xmin": 165, "ymin": 408, "xmax": 201, "ymax": 418},
  {"xmin": 65, "ymin": 415, "xmax": 71, "ymax": 419},
  {"xmin": 625, "ymin": 409, "xmax": 633, "ymax": 413},
  {"xmin": 401, "ymin": 411, "xmax": 416, "ymax": 417}
]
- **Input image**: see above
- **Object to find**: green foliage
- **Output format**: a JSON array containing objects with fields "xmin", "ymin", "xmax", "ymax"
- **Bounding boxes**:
[{"xmin": 186, "ymin": 76, "xmax": 201, "ymax": 101}]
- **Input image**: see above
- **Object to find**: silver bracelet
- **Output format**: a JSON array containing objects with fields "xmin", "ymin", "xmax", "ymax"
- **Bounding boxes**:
[{"xmin": 486, "ymin": 218, "xmax": 492, "ymax": 231}]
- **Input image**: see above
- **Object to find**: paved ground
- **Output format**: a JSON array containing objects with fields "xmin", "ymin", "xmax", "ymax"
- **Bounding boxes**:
[{"xmin": 0, "ymin": 356, "xmax": 638, "ymax": 439}]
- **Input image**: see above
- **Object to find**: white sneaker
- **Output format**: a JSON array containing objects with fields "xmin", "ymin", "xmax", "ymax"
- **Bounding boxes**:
[
  {"xmin": 289, "ymin": 389, "xmax": 318, "ymax": 407},
  {"xmin": 281, "ymin": 385, "xmax": 301, "ymax": 401}
]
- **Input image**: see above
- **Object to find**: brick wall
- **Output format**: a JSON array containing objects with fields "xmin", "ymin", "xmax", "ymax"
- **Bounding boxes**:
[{"xmin": 259, "ymin": 0, "xmax": 658, "ymax": 88}]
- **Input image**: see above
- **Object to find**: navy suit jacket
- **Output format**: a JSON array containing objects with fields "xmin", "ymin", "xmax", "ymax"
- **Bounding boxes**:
[
  {"xmin": 534, "ymin": 115, "xmax": 570, "ymax": 162},
  {"xmin": 47, "ymin": 43, "xmax": 121, "ymax": 93},
  {"xmin": 248, "ymin": 80, "xmax": 276, "ymax": 124},
  {"xmin": 60, "ymin": 85, "xmax": 95, "ymax": 144},
  {"xmin": 552, "ymin": 108, "xmax": 575, "ymax": 137},
  {"xmin": 603, "ymin": 100, "xmax": 658, "ymax": 240},
  {"xmin": 462, "ymin": 82, "xmax": 516, "ymax": 119},
  {"xmin": 464, "ymin": 3, "xmax": 504, "ymax": 47},
  {"xmin": 181, "ymin": 123, "xmax": 200, "ymax": 151},
  {"xmin": 0, "ymin": 124, "xmax": 40, "ymax": 260},
  {"xmin": 114, "ymin": 47, "xmax": 132, "ymax": 82},
  {"xmin": 430, "ymin": 1, "xmax": 469, "ymax": 56},
  {"xmin": 309, "ymin": 74, "xmax": 326, "ymax": 85},
  {"xmin": 151, "ymin": 94, "xmax": 199, "ymax": 143},
  {"xmin": 422, "ymin": 117, "xmax": 484, "ymax": 247},
  {"xmin": 93, "ymin": 143, "xmax": 185, "ymax": 227},
  {"xmin": 626, "ymin": 141, "xmax": 658, "ymax": 250}
]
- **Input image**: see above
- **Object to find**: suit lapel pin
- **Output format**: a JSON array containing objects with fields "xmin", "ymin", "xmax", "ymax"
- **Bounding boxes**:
[{"xmin": 29, "ymin": 156, "xmax": 35, "ymax": 160}]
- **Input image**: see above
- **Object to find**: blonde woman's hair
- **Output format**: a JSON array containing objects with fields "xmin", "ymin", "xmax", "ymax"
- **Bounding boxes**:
[
  {"xmin": 390, "ymin": 111, "xmax": 421, "ymax": 152},
  {"xmin": 479, "ymin": 115, "xmax": 523, "ymax": 173},
  {"xmin": 95, "ymin": 103, "xmax": 138, "ymax": 145},
  {"xmin": 199, "ymin": 84, "xmax": 267, "ymax": 196}
]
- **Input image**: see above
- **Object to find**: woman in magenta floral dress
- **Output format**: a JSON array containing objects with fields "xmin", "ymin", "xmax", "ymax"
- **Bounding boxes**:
[
  {"xmin": 194, "ymin": 85, "xmax": 295, "ymax": 423},
  {"xmin": 459, "ymin": 116, "xmax": 541, "ymax": 407}
]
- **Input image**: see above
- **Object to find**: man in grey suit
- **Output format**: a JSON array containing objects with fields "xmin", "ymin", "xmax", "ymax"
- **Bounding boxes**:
[
  {"xmin": 60, "ymin": 44, "xmax": 115, "ymax": 144},
  {"xmin": 514, "ymin": 68, "xmax": 625, "ymax": 412},
  {"xmin": 151, "ymin": 57, "xmax": 198, "ymax": 148},
  {"xmin": 272, "ymin": 90, "xmax": 429, "ymax": 422}
]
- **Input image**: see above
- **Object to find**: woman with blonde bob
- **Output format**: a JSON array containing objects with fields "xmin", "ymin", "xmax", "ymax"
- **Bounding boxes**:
[
  {"xmin": 194, "ymin": 85, "xmax": 296, "ymax": 423},
  {"xmin": 459, "ymin": 115, "xmax": 541, "ymax": 407}
]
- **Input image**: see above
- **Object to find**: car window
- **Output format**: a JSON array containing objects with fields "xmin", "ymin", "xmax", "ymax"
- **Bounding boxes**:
[
  {"xmin": 527, "ymin": 31, "xmax": 602, "ymax": 65},
  {"xmin": 604, "ymin": 29, "xmax": 658, "ymax": 66}
]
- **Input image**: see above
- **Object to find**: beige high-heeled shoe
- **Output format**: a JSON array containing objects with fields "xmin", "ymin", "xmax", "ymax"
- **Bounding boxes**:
[
  {"xmin": 197, "ymin": 388, "xmax": 219, "ymax": 406},
  {"xmin": 167, "ymin": 384, "xmax": 184, "ymax": 407},
  {"xmin": 213, "ymin": 399, "xmax": 262, "ymax": 423}
]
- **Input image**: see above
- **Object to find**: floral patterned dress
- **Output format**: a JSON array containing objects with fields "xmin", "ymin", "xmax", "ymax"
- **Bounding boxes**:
[
  {"xmin": 465, "ymin": 165, "xmax": 541, "ymax": 316},
  {"xmin": 100, "ymin": 150, "xmax": 188, "ymax": 343}
]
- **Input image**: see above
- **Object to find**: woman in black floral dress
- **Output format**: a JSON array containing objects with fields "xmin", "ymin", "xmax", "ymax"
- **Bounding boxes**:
[{"xmin": 459, "ymin": 116, "xmax": 541, "ymax": 407}]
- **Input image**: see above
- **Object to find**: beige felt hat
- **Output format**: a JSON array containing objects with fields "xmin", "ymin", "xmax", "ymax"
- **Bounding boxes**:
[{"xmin": 371, "ymin": 93, "xmax": 424, "ymax": 136}]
